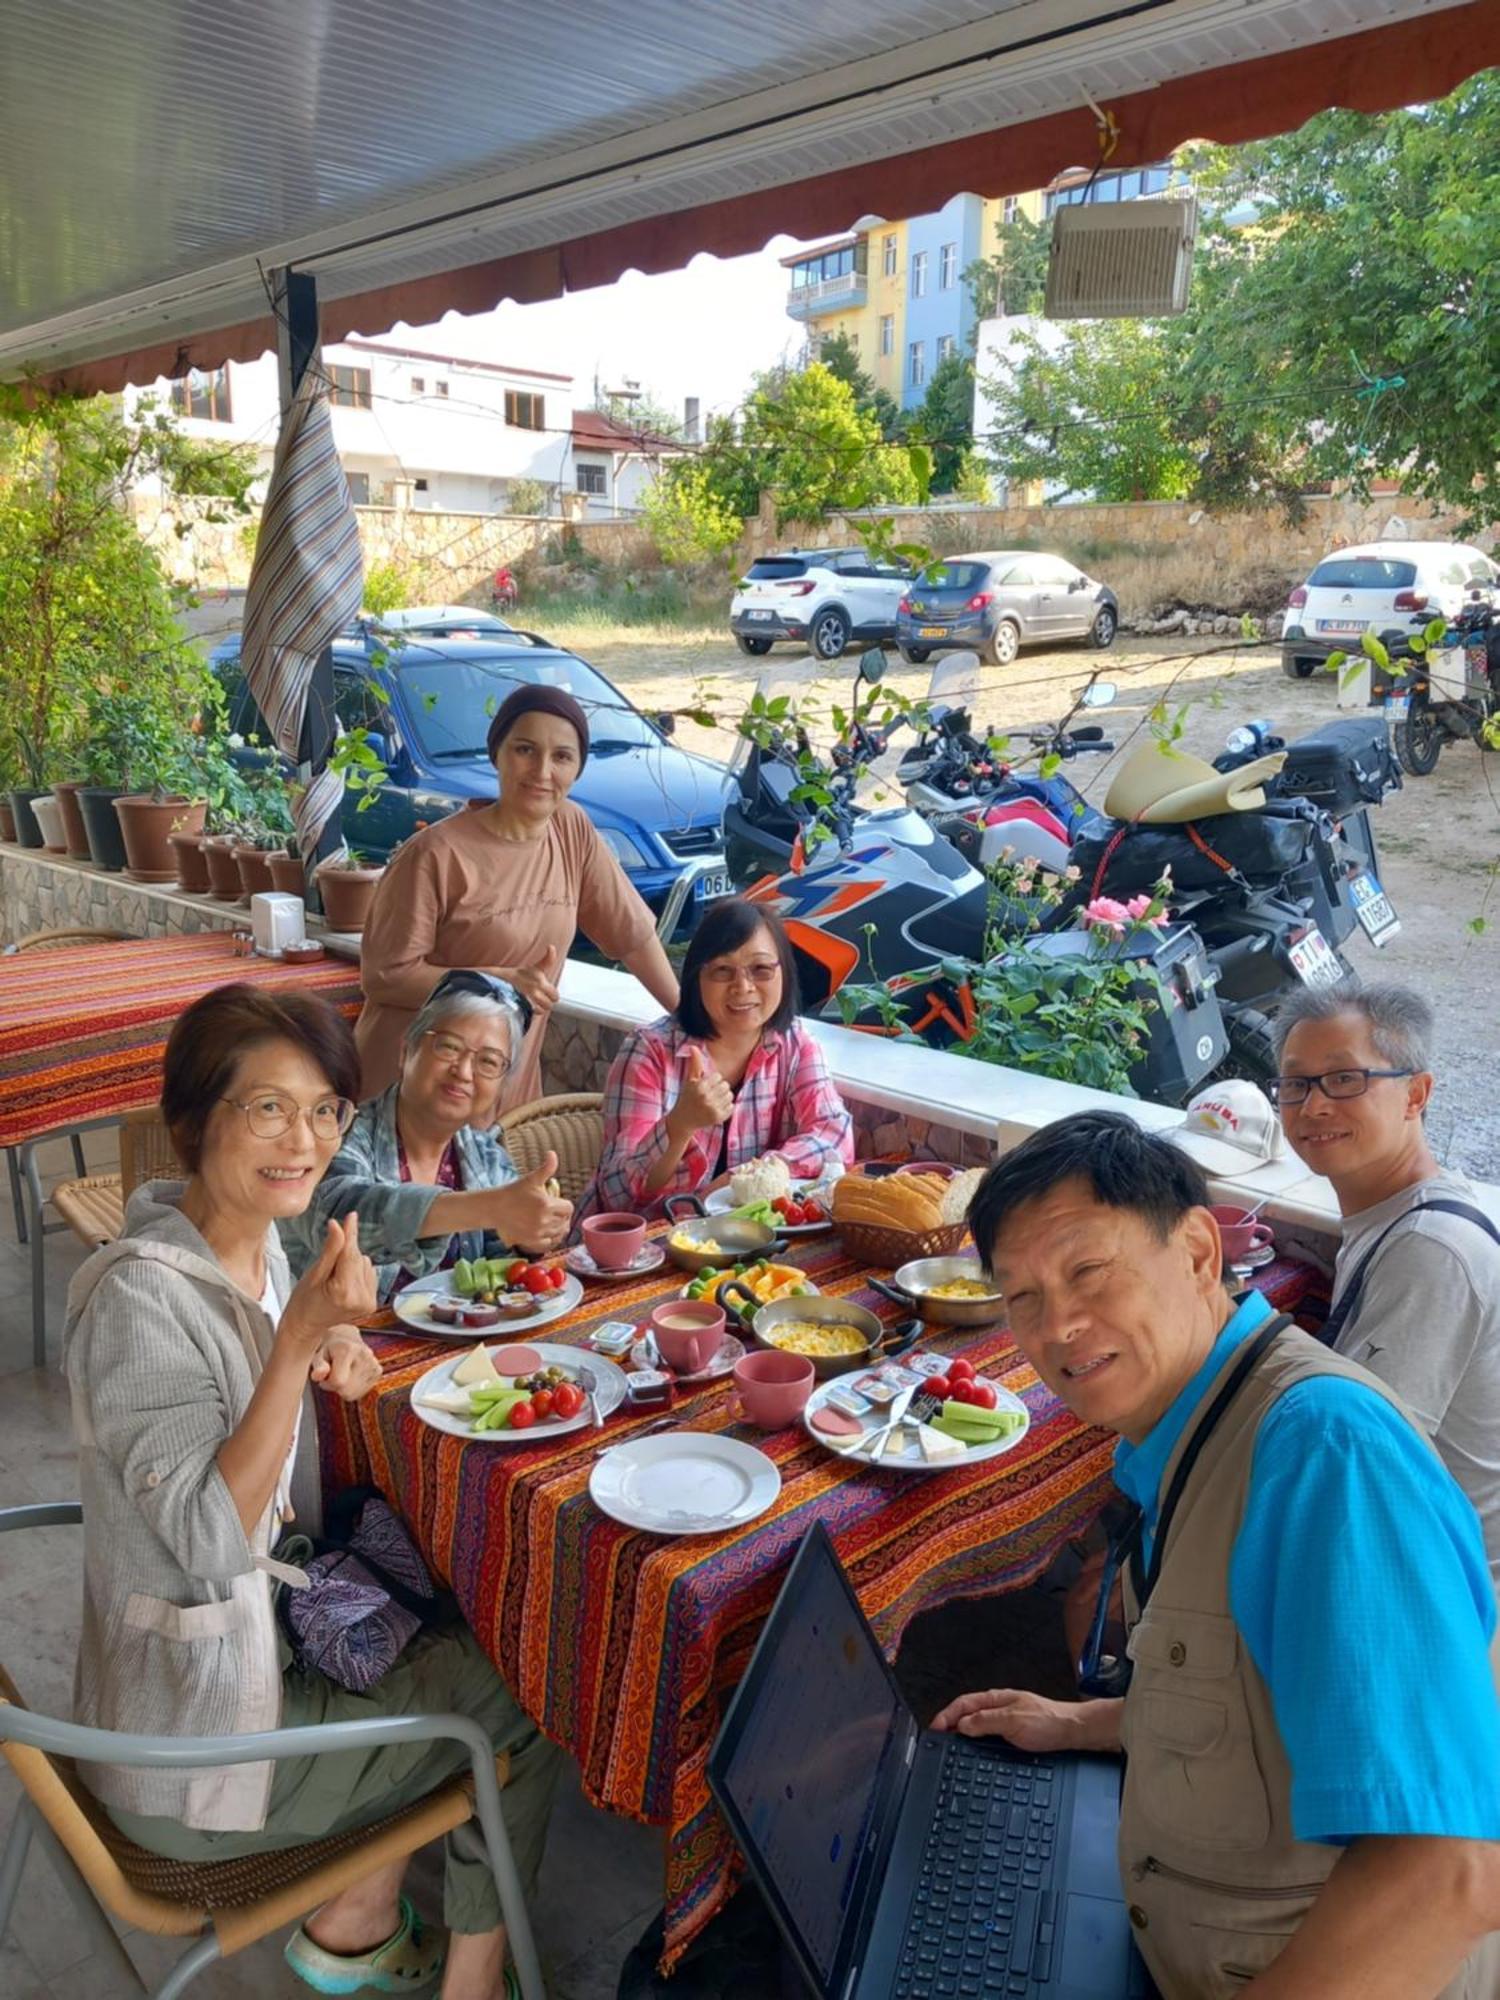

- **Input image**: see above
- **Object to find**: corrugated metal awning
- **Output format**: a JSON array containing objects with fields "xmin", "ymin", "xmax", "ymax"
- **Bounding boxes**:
[{"xmin": 2, "ymin": 0, "xmax": 1494, "ymax": 392}]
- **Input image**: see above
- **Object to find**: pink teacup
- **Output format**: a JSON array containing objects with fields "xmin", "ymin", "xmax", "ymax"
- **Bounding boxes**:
[
  {"xmin": 1210, "ymin": 1204, "xmax": 1274, "ymax": 1264},
  {"xmin": 581, "ymin": 1212, "xmax": 647, "ymax": 1271},
  {"xmin": 650, "ymin": 1300, "xmax": 726, "ymax": 1375},
  {"xmin": 732, "ymin": 1348, "xmax": 815, "ymax": 1429}
]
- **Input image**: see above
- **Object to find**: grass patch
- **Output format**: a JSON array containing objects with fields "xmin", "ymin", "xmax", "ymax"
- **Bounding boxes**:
[{"xmin": 522, "ymin": 573, "xmax": 726, "ymax": 635}]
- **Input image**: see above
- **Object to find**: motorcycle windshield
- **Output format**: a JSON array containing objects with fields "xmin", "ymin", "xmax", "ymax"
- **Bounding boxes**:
[{"xmin": 924, "ymin": 652, "xmax": 986, "ymax": 710}]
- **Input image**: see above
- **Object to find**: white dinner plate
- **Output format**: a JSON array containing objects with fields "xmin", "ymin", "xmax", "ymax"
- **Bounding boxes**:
[
  {"xmin": 703, "ymin": 1181, "xmax": 833, "ymax": 1236},
  {"xmin": 800, "ymin": 1375, "xmax": 1030, "ymax": 1474},
  {"xmin": 589, "ymin": 1432, "xmax": 780, "ymax": 1535},
  {"xmin": 409, "ymin": 1342, "xmax": 628, "ymax": 1443},
  {"xmin": 392, "ymin": 1269, "xmax": 584, "ymax": 1338}
]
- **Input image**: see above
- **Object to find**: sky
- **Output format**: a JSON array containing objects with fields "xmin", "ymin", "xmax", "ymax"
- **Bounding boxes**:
[{"xmin": 379, "ymin": 235, "xmax": 818, "ymax": 427}]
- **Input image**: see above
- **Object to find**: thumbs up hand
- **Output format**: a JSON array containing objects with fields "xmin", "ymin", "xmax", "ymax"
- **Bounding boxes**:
[
  {"xmin": 669, "ymin": 1046, "xmax": 735, "ymax": 1140},
  {"xmin": 501, "ymin": 942, "xmax": 561, "ymax": 1013},
  {"xmin": 492, "ymin": 1148, "xmax": 573, "ymax": 1253}
]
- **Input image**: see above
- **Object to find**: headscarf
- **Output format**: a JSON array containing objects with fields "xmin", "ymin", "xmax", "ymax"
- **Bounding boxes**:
[{"xmin": 484, "ymin": 683, "xmax": 590, "ymax": 767}]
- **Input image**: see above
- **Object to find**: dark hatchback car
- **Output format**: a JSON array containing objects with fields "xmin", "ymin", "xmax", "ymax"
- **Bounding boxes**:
[
  {"xmin": 896, "ymin": 551, "xmax": 1119, "ymax": 666},
  {"xmin": 211, "ymin": 628, "xmax": 732, "ymax": 923}
]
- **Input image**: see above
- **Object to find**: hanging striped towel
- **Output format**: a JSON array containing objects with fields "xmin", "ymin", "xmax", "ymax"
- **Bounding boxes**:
[{"xmin": 242, "ymin": 366, "xmax": 364, "ymax": 859}]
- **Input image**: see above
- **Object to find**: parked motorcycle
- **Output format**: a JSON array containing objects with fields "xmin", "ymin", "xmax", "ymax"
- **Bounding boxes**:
[
  {"xmin": 1365, "ymin": 596, "xmax": 1500, "ymax": 776},
  {"xmin": 721, "ymin": 654, "xmax": 1228, "ymax": 1106}
]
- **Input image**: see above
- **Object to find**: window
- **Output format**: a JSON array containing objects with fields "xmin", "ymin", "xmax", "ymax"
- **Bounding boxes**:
[
  {"xmin": 878, "ymin": 314, "xmax": 894, "ymax": 356},
  {"xmin": 910, "ymin": 251, "xmax": 928, "ymax": 299},
  {"xmin": 936, "ymin": 334, "xmax": 955, "ymax": 364},
  {"xmin": 882, "ymin": 233, "xmax": 897, "ymax": 276},
  {"xmin": 345, "ymin": 471, "xmax": 370, "ymax": 505},
  {"xmin": 576, "ymin": 463, "xmax": 608, "ymax": 496},
  {"xmin": 908, "ymin": 341, "xmax": 926, "ymax": 388},
  {"xmin": 1307, "ymin": 556, "xmax": 1418, "ymax": 590},
  {"xmin": 845, "ymin": 330, "xmax": 859, "ymax": 351},
  {"xmin": 505, "ymin": 390, "xmax": 545, "ymax": 430},
  {"xmin": 939, "ymin": 242, "xmax": 957, "ymax": 289},
  {"xmin": 1003, "ymin": 196, "xmax": 1020, "ymax": 224},
  {"xmin": 411, "ymin": 375, "xmax": 425, "ymax": 394},
  {"xmin": 169, "ymin": 367, "xmax": 233, "ymax": 423},
  {"xmin": 333, "ymin": 671, "xmax": 386, "ymax": 736},
  {"xmin": 328, "ymin": 365, "xmax": 372, "ymax": 409},
  {"xmin": 435, "ymin": 380, "xmax": 449, "ymax": 399},
  {"xmin": 413, "ymin": 477, "xmax": 429, "ymax": 492}
]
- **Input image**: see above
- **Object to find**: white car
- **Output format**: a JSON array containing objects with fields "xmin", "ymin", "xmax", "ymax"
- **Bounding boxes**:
[
  {"xmin": 1282, "ymin": 539, "xmax": 1496, "ymax": 680},
  {"xmin": 729, "ymin": 548, "xmax": 912, "ymax": 662}
]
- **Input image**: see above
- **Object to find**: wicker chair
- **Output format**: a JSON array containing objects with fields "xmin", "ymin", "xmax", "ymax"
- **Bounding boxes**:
[
  {"xmin": 0, "ymin": 1505, "xmax": 544, "ymax": 2000},
  {"xmin": 50, "ymin": 1110, "xmax": 180, "ymax": 1250},
  {"xmin": 3, "ymin": 928, "xmax": 131, "ymax": 1242},
  {"xmin": 500, "ymin": 1093, "xmax": 605, "ymax": 1202}
]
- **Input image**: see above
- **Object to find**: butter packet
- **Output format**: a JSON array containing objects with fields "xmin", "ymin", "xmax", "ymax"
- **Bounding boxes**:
[
  {"xmin": 853, "ymin": 1373, "xmax": 900, "ymax": 1406},
  {"xmin": 875, "ymin": 1362, "xmax": 924, "ymax": 1394},
  {"xmin": 826, "ymin": 1383, "xmax": 872, "ymax": 1419},
  {"xmin": 590, "ymin": 1320, "xmax": 638, "ymax": 1358},
  {"xmin": 906, "ymin": 1352, "xmax": 952, "ymax": 1381}
]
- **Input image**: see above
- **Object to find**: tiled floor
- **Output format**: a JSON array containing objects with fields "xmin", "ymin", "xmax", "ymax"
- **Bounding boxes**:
[{"xmin": 0, "ymin": 1135, "xmax": 1072, "ymax": 1998}]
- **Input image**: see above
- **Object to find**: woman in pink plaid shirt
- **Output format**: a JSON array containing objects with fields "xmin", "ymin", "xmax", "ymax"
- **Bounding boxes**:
[{"xmin": 580, "ymin": 899, "xmax": 854, "ymax": 1218}]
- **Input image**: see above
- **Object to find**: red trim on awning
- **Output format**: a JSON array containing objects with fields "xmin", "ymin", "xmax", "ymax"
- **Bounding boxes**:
[{"xmin": 40, "ymin": 3, "xmax": 1500, "ymax": 399}]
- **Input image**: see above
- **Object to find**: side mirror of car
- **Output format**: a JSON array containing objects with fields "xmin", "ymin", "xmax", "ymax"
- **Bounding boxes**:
[
  {"xmin": 1081, "ymin": 682, "xmax": 1117, "ymax": 708},
  {"xmin": 1069, "ymin": 577, "xmax": 1088, "ymax": 592},
  {"xmin": 364, "ymin": 730, "xmax": 390, "ymax": 765},
  {"xmin": 655, "ymin": 711, "xmax": 676, "ymax": 736},
  {"xmin": 858, "ymin": 646, "xmax": 886, "ymax": 685}
]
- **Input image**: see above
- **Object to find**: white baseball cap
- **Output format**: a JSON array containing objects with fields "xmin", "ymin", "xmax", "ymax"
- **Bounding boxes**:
[{"xmin": 1169, "ymin": 1080, "xmax": 1287, "ymax": 1177}]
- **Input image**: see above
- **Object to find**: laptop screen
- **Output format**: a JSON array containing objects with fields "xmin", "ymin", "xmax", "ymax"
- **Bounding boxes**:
[{"xmin": 713, "ymin": 1528, "xmax": 908, "ymax": 1985}]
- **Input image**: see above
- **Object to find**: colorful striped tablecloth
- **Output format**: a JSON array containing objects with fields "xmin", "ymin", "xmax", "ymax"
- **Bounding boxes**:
[
  {"xmin": 0, "ymin": 931, "xmax": 364, "ymax": 1147},
  {"xmin": 317, "ymin": 1233, "xmax": 1118, "ymax": 1968}
]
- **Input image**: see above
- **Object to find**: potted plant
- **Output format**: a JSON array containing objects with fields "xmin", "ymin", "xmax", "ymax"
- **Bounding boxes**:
[
  {"xmin": 49, "ymin": 755, "xmax": 93, "ymax": 858},
  {"xmin": 269, "ymin": 839, "xmax": 307, "ymax": 898},
  {"xmin": 315, "ymin": 846, "xmax": 386, "ymax": 933},
  {"xmin": 233, "ymin": 759, "xmax": 297, "ymax": 899},
  {"xmin": 0, "ymin": 797, "xmax": 15, "ymax": 843},
  {"xmin": 30, "ymin": 792, "xmax": 68, "ymax": 852},
  {"xmin": 75, "ymin": 682, "xmax": 203, "ymax": 882}
]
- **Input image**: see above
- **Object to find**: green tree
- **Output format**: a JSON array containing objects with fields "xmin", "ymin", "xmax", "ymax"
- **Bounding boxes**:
[
  {"xmin": 815, "ymin": 332, "xmax": 902, "ymax": 439},
  {"xmin": 964, "ymin": 211, "xmax": 1052, "ymax": 324},
  {"xmin": 736, "ymin": 364, "xmax": 925, "ymax": 528},
  {"xmin": 639, "ymin": 455, "xmax": 745, "ymax": 564},
  {"xmin": 904, "ymin": 354, "xmax": 976, "ymax": 492}
]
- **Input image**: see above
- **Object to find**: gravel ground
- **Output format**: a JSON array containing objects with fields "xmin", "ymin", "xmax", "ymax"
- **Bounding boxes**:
[{"xmin": 548, "ymin": 623, "xmax": 1500, "ymax": 1181}]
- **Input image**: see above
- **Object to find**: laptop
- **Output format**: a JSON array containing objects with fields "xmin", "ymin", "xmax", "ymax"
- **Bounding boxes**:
[{"xmin": 708, "ymin": 1522, "xmax": 1153, "ymax": 2000}]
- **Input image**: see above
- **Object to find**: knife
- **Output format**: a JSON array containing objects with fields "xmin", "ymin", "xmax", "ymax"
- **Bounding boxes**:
[{"xmin": 858, "ymin": 1383, "xmax": 917, "ymax": 1458}]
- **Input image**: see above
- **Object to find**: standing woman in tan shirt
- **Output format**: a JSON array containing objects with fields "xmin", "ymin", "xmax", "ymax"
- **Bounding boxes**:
[{"xmin": 356, "ymin": 684, "xmax": 679, "ymax": 1108}]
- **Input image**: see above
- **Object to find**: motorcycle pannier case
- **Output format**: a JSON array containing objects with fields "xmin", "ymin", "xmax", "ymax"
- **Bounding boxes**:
[
  {"xmin": 1274, "ymin": 718, "xmax": 1400, "ymax": 812},
  {"xmin": 1070, "ymin": 810, "xmax": 1312, "ymax": 898}
]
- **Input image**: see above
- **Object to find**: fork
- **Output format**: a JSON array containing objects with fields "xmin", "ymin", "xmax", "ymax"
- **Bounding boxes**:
[{"xmin": 867, "ymin": 1390, "xmax": 944, "ymax": 1462}]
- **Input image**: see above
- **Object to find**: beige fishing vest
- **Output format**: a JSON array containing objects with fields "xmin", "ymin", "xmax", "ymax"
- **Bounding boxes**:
[{"xmin": 1118, "ymin": 1324, "xmax": 1500, "ymax": 1998}]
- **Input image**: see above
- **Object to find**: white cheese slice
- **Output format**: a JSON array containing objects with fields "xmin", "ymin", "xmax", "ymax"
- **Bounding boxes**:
[
  {"xmin": 917, "ymin": 1423, "xmax": 967, "ymax": 1464},
  {"xmin": 452, "ymin": 1346, "xmax": 500, "ymax": 1388},
  {"xmin": 416, "ymin": 1388, "xmax": 475, "ymax": 1416}
]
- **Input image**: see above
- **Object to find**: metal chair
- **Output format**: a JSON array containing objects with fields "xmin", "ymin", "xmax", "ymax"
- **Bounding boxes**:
[
  {"xmin": 2, "ymin": 928, "xmax": 131, "ymax": 1242},
  {"xmin": 50, "ymin": 1110, "xmax": 181, "ymax": 1250},
  {"xmin": 499, "ymin": 1093, "xmax": 604, "ymax": 1204},
  {"xmin": 0, "ymin": 1504, "xmax": 544, "ymax": 2000}
]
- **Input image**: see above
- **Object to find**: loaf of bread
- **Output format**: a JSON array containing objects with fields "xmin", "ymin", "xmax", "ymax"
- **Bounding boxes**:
[
  {"xmin": 940, "ymin": 1167, "xmax": 985, "ymax": 1227},
  {"xmin": 832, "ymin": 1170, "xmax": 950, "ymax": 1233}
]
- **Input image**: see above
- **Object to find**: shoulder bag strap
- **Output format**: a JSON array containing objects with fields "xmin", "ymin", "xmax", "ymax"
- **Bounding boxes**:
[{"xmin": 1320, "ymin": 1200, "xmax": 1500, "ymax": 1351}]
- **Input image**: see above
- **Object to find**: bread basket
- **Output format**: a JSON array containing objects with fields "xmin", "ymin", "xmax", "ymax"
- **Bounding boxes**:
[{"xmin": 830, "ymin": 1164, "xmax": 971, "ymax": 1270}]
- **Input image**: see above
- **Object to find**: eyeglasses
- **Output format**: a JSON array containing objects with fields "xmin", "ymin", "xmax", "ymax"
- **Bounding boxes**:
[
  {"xmin": 424, "ymin": 1031, "xmax": 510, "ymax": 1082},
  {"xmin": 1267, "ymin": 1066, "xmax": 1415, "ymax": 1108},
  {"xmin": 702, "ymin": 960, "xmax": 782, "ymax": 988},
  {"xmin": 222, "ymin": 1094, "xmax": 356, "ymax": 1140}
]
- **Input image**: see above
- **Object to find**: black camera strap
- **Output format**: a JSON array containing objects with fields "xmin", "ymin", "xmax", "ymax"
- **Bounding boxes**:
[{"xmin": 1319, "ymin": 1200, "xmax": 1500, "ymax": 1351}]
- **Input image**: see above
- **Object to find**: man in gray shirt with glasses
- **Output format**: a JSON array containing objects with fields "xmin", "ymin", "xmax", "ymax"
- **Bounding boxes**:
[{"xmin": 1274, "ymin": 980, "xmax": 1500, "ymax": 1585}]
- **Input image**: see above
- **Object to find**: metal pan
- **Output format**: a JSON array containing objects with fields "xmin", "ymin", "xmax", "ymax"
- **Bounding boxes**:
[
  {"xmin": 721, "ymin": 1284, "xmax": 924, "ymax": 1380},
  {"xmin": 663, "ymin": 1192, "xmax": 782, "ymax": 1274},
  {"xmin": 869, "ymin": 1256, "xmax": 1005, "ymax": 1328}
]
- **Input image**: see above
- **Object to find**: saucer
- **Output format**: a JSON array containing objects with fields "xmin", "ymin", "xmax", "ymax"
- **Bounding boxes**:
[
  {"xmin": 630, "ymin": 1332, "xmax": 745, "ymax": 1384},
  {"xmin": 564, "ymin": 1241, "xmax": 667, "ymax": 1281},
  {"xmin": 1231, "ymin": 1243, "xmax": 1276, "ymax": 1274}
]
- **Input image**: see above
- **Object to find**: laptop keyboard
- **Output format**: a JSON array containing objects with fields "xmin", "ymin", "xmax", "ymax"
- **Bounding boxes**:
[{"xmin": 892, "ymin": 1744, "xmax": 1060, "ymax": 1997}]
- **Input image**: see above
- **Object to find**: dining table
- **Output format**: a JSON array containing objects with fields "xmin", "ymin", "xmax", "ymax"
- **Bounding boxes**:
[
  {"xmin": 0, "ymin": 928, "xmax": 363, "ymax": 1362},
  {"xmin": 317, "ymin": 1226, "xmax": 1124, "ymax": 1972}
]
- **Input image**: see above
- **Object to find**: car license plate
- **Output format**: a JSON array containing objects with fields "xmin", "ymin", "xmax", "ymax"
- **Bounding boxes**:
[
  {"xmin": 1317, "ymin": 619, "xmax": 1367, "ymax": 634},
  {"xmin": 1350, "ymin": 871, "xmax": 1400, "ymax": 946},
  {"xmin": 694, "ymin": 868, "xmax": 732, "ymax": 901},
  {"xmin": 1385, "ymin": 693, "xmax": 1410, "ymax": 719},
  {"xmin": 1288, "ymin": 927, "xmax": 1343, "ymax": 987},
  {"xmin": 919, "ymin": 626, "xmax": 946, "ymax": 639},
  {"xmin": 745, "ymin": 609, "xmax": 773, "ymax": 621}
]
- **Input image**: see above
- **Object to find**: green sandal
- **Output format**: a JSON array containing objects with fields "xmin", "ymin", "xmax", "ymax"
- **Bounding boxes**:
[{"xmin": 284, "ymin": 1896, "xmax": 447, "ymax": 1993}]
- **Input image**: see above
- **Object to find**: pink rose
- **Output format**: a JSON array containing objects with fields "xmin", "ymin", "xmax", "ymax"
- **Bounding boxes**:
[{"xmin": 1082, "ymin": 896, "xmax": 1133, "ymax": 934}]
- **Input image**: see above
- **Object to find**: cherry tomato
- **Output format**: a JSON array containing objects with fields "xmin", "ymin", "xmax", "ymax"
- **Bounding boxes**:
[
  {"xmin": 947, "ymin": 1356, "xmax": 977, "ymax": 1384},
  {"xmin": 949, "ymin": 1379, "xmax": 980, "ymax": 1406},
  {"xmin": 550, "ymin": 1267, "xmax": 567, "ymax": 1290},
  {"xmin": 967, "ymin": 1380, "xmax": 998, "ymax": 1410},
  {"xmin": 924, "ymin": 1375, "xmax": 951, "ymax": 1403},
  {"xmin": 506, "ymin": 1400, "xmax": 537, "ymax": 1429},
  {"xmin": 530, "ymin": 1389, "xmax": 555, "ymax": 1420},
  {"xmin": 519, "ymin": 1266, "xmax": 551, "ymax": 1296},
  {"xmin": 551, "ymin": 1383, "xmax": 584, "ymax": 1420}
]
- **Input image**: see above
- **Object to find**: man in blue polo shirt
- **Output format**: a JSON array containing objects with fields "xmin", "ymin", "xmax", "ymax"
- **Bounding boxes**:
[{"xmin": 935, "ymin": 1110, "xmax": 1500, "ymax": 2000}]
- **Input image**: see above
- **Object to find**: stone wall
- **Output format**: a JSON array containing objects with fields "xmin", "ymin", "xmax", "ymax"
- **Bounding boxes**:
[{"xmin": 0, "ymin": 848, "xmax": 245, "ymax": 947}]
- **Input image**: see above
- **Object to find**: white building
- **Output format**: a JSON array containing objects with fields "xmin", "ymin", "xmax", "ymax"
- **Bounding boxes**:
[{"xmin": 127, "ymin": 338, "xmax": 688, "ymax": 517}]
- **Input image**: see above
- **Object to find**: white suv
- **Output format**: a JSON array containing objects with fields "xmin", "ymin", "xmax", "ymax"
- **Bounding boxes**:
[
  {"xmin": 730, "ymin": 548, "xmax": 913, "ymax": 661},
  {"xmin": 1282, "ymin": 538, "xmax": 1496, "ymax": 679}
]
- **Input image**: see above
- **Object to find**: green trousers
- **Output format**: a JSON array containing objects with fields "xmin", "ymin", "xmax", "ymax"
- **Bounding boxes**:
[{"xmin": 107, "ymin": 1625, "xmax": 562, "ymax": 1934}]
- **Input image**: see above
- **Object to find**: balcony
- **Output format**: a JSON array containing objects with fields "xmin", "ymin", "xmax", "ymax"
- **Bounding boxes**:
[{"xmin": 785, "ymin": 271, "xmax": 868, "ymax": 318}]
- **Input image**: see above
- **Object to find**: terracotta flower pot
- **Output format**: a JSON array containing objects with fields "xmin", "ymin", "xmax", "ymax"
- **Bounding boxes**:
[
  {"xmin": 51, "ymin": 782, "xmax": 92, "ymax": 859},
  {"xmin": 31, "ymin": 795, "xmax": 68, "ymax": 852},
  {"xmin": 0, "ymin": 798, "xmax": 16, "ymax": 843},
  {"xmin": 234, "ymin": 845, "xmax": 281, "ymax": 899},
  {"xmin": 316, "ymin": 861, "xmax": 386, "ymax": 934},
  {"xmin": 203, "ymin": 835, "xmax": 245, "ymax": 900},
  {"xmin": 77, "ymin": 787, "xmax": 128, "ymax": 871},
  {"xmin": 115, "ymin": 795, "xmax": 205, "ymax": 884},
  {"xmin": 170, "ymin": 830, "xmax": 212, "ymax": 894},
  {"xmin": 268, "ymin": 852, "xmax": 307, "ymax": 898},
  {"xmin": 7, "ymin": 788, "xmax": 50, "ymax": 850}
]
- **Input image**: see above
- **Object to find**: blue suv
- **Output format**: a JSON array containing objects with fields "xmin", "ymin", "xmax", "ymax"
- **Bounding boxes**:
[{"xmin": 211, "ymin": 628, "xmax": 732, "ymax": 924}]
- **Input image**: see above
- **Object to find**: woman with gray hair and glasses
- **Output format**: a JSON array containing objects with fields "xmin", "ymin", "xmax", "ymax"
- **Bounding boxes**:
[{"xmin": 283, "ymin": 971, "xmax": 573, "ymax": 1304}]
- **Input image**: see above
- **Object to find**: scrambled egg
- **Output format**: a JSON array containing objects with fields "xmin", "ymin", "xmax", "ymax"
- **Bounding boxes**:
[
  {"xmin": 764, "ymin": 1319, "xmax": 868, "ymax": 1358},
  {"xmin": 926, "ymin": 1278, "xmax": 996, "ymax": 1300}
]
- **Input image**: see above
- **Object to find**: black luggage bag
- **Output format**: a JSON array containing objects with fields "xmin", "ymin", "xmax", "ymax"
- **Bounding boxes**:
[{"xmin": 1273, "ymin": 717, "xmax": 1401, "ymax": 813}]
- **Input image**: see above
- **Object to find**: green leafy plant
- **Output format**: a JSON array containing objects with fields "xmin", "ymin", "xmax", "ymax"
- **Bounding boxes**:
[
  {"xmin": 361, "ymin": 560, "xmax": 410, "ymax": 618},
  {"xmin": 328, "ymin": 726, "xmax": 389, "ymax": 814}
]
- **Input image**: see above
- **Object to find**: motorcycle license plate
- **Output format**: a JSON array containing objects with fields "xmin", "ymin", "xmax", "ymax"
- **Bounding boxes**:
[
  {"xmin": 694, "ymin": 868, "xmax": 733, "ymax": 901},
  {"xmin": 1350, "ymin": 871, "xmax": 1400, "ymax": 946},
  {"xmin": 1385, "ymin": 693, "xmax": 1410, "ymax": 719},
  {"xmin": 919, "ymin": 626, "xmax": 947, "ymax": 639},
  {"xmin": 1289, "ymin": 927, "xmax": 1343, "ymax": 987}
]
